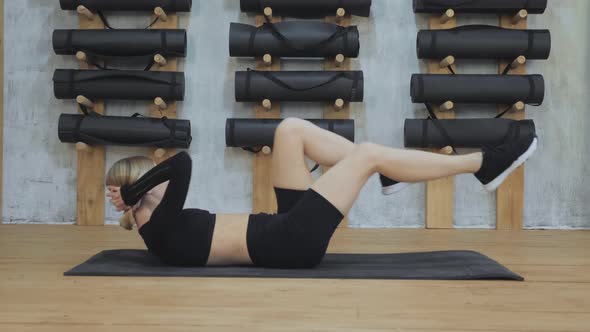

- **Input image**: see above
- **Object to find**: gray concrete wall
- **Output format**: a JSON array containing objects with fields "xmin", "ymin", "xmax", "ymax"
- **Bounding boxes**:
[{"xmin": 3, "ymin": 0, "xmax": 589, "ymax": 228}]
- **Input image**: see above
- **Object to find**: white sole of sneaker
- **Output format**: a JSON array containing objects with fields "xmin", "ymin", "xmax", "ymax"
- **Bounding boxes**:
[
  {"xmin": 484, "ymin": 137, "xmax": 538, "ymax": 192},
  {"xmin": 382, "ymin": 182, "xmax": 411, "ymax": 195}
]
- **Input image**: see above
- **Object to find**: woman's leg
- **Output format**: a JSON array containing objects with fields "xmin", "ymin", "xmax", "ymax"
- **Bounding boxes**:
[
  {"xmin": 271, "ymin": 118, "xmax": 355, "ymax": 190},
  {"xmin": 310, "ymin": 143, "xmax": 483, "ymax": 215}
]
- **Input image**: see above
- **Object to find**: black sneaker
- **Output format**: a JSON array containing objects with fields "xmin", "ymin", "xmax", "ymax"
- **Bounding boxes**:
[
  {"xmin": 379, "ymin": 174, "xmax": 410, "ymax": 195},
  {"xmin": 475, "ymin": 134, "xmax": 538, "ymax": 192}
]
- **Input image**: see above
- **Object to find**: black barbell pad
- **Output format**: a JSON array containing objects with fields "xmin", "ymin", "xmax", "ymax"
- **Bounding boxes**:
[
  {"xmin": 53, "ymin": 29, "xmax": 187, "ymax": 58},
  {"xmin": 229, "ymin": 22, "xmax": 360, "ymax": 58},
  {"xmin": 413, "ymin": 0, "xmax": 547, "ymax": 14},
  {"xmin": 240, "ymin": 0, "xmax": 372, "ymax": 17},
  {"xmin": 59, "ymin": 0, "xmax": 192, "ymax": 12},
  {"xmin": 58, "ymin": 114, "xmax": 192, "ymax": 148},
  {"xmin": 235, "ymin": 70, "xmax": 363, "ymax": 102},
  {"xmin": 417, "ymin": 25, "xmax": 551, "ymax": 60},
  {"xmin": 53, "ymin": 69, "xmax": 185, "ymax": 101},
  {"xmin": 404, "ymin": 118, "xmax": 536, "ymax": 149},
  {"xmin": 225, "ymin": 118, "xmax": 354, "ymax": 148},
  {"xmin": 410, "ymin": 74, "xmax": 545, "ymax": 105}
]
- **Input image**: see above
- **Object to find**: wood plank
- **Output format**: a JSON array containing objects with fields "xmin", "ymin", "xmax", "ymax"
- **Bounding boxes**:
[
  {"xmin": 324, "ymin": 14, "xmax": 352, "ymax": 228},
  {"xmin": 496, "ymin": 15, "xmax": 528, "ymax": 230},
  {"xmin": 425, "ymin": 14, "xmax": 457, "ymax": 229},
  {"xmin": 149, "ymin": 12, "xmax": 179, "ymax": 163},
  {"xmin": 76, "ymin": 10, "xmax": 106, "ymax": 226},
  {"xmin": 252, "ymin": 14, "xmax": 281, "ymax": 214}
]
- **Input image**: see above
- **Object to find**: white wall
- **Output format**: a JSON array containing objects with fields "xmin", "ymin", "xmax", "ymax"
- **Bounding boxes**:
[{"xmin": 3, "ymin": 0, "xmax": 589, "ymax": 228}]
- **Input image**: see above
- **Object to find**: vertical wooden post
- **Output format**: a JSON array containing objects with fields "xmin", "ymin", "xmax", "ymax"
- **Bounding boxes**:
[
  {"xmin": 76, "ymin": 10, "xmax": 105, "ymax": 226},
  {"xmin": 496, "ymin": 13, "xmax": 527, "ymax": 230},
  {"xmin": 252, "ymin": 13, "xmax": 282, "ymax": 214},
  {"xmin": 425, "ymin": 11, "xmax": 456, "ymax": 229},
  {"xmin": 324, "ymin": 10, "xmax": 351, "ymax": 227},
  {"xmin": 149, "ymin": 9, "xmax": 179, "ymax": 164}
]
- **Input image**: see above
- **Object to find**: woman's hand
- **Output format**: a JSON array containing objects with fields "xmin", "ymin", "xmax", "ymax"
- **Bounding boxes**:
[{"xmin": 107, "ymin": 186, "xmax": 129, "ymax": 212}]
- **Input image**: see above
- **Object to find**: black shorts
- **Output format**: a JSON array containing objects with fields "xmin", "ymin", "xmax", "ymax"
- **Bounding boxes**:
[{"xmin": 246, "ymin": 188, "xmax": 344, "ymax": 269}]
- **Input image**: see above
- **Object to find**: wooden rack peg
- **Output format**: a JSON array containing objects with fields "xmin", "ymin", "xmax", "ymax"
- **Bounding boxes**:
[
  {"xmin": 336, "ymin": 8, "xmax": 346, "ymax": 22},
  {"xmin": 75, "ymin": 142, "xmax": 93, "ymax": 152},
  {"xmin": 439, "ymin": 55, "xmax": 455, "ymax": 68},
  {"xmin": 262, "ymin": 99, "xmax": 272, "ymax": 110},
  {"xmin": 76, "ymin": 5, "xmax": 94, "ymax": 20},
  {"xmin": 440, "ymin": 9, "xmax": 455, "ymax": 24},
  {"xmin": 154, "ymin": 97, "xmax": 168, "ymax": 110},
  {"xmin": 263, "ymin": 7, "xmax": 273, "ymax": 20},
  {"xmin": 263, "ymin": 54, "xmax": 273, "ymax": 66},
  {"xmin": 335, "ymin": 54, "xmax": 345, "ymax": 67},
  {"xmin": 512, "ymin": 9, "xmax": 528, "ymax": 25},
  {"xmin": 510, "ymin": 55, "xmax": 527, "ymax": 68},
  {"xmin": 154, "ymin": 148, "xmax": 167, "ymax": 159},
  {"xmin": 261, "ymin": 146, "xmax": 272, "ymax": 155},
  {"xmin": 510, "ymin": 101, "xmax": 525, "ymax": 112},
  {"xmin": 75, "ymin": 51, "xmax": 88, "ymax": 63},
  {"xmin": 334, "ymin": 98, "xmax": 345, "ymax": 111},
  {"xmin": 76, "ymin": 95, "xmax": 95, "ymax": 109},
  {"xmin": 439, "ymin": 101, "xmax": 454, "ymax": 112},
  {"xmin": 154, "ymin": 54, "xmax": 168, "ymax": 66},
  {"xmin": 154, "ymin": 7, "xmax": 168, "ymax": 22}
]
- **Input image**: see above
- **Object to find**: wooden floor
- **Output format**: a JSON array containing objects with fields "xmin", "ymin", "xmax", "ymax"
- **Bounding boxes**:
[{"xmin": 0, "ymin": 225, "xmax": 589, "ymax": 331}]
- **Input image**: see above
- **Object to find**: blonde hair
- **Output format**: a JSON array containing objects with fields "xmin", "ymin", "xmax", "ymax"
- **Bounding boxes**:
[{"xmin": 106, "ymin": 156, "xmax": 155, "ymax": 230}]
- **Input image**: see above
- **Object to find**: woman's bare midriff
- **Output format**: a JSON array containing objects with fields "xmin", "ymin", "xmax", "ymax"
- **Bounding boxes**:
[{"xmin": 206, "ymin": 214, "xmax": 253, "ymax": 266}]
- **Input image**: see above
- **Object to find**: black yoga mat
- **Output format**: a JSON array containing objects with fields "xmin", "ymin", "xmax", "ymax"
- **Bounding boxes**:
[
  {"xmin": 235, "ymin": 70, "xmax": 363, "ymax": 102},
  {"xmin": 229, "ymin": 22, "xmax": 360, "ymax": 58},
  {"xmin": 411, "ymin": 74, "xmax": 544, "ymax": 105},
  {"xmin": 413, "ymin": 0, "xmax": 547, "ymax": 14},
  {"xmin": 65, "ymin": 249, "xmax": 523, "ymax": 280},
  {"xmin": 226, "ymin": 118, "xmax": 354, "ymax": 148},
  {"xmin": 404, "ymin": 118, "xmax": 536, "ymax": 149},
  {"xmin": 417, "ymin": 25, "xmax": 551, "ymax": 60},
  {"xmin": 53, "ymin": 69, "xmax": 185, "ymax": 101},
  {"xmin": 240, "ymin": 0, "xmax": 372, "ymax": 18},
  {"xmin": 58, "ymin": 114, "xmax": 192, "ymax": 148},
  {"xmin": 60, "ymin": 0, "xmax": 192, "ymax": 12},
  {"xmin": 53, "ymin": 29, "xmax": 187, "ymax": 59}
]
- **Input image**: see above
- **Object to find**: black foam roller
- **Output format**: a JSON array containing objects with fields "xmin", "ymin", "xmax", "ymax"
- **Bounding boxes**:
[
  {"xmin": 53, "ymin": 29, "xmax": 187, "ymax": 58},
  {"xmin": 59, "ymin": 0, "xmax": 192, "ymax": 12},
  {"xmin": 404, "ymin": 119, "xmax": 536, "ymax": 149},
  {"xmin": 235, "ymin": 71, "xmax": 363, "ymax": 102},
  {"xmin": 240, "ymin": 0, "xmax": 372, "ymax": 17},
  {"xmin": 58, "ymin": 114, "xmax": 192, "ymax": 148},
  {"xmin": 413, "ymin": 0, "xmax": 547, "ymax": 14},
  {"xmin": 229, "ymin": 22, "xmax": 360, "ymax": 58},
  {"xmin": 53, "ymin": 69, "xmax": 185, "ymax": 101},
  {"xmin": 417, "ymin": 25, "xmax": 551, "ymax": 60},
  {"xmin": 226, "ymin": 119, "xmax": 354, "ymax": 148},
  {"xmin": 410, "ymin": 74, "xmax": 544, "ymax": 105}
]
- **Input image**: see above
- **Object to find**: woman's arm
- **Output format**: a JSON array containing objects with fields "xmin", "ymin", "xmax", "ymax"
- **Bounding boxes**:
[{"xmin": 120, "ymin": 151, "xmax": 192, "ymax": 214}]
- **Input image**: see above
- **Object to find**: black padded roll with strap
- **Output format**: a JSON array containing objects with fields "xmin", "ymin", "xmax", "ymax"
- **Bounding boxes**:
[
  {"xmin": 229, "ymin": 22, "xmax": 360, "ymax": 58},
  {"xmin": 58, "ymin": 114, "xmax": 191, "ymax": 148},
  {"xmin": 59, "ymin": 0, "xmax": 192, "ymax": 11},
  {"xmin": 226, "ymin": 118, "xmax": 354, "ymax": 148},
  {"xmin": 417, "ymin": 25, "xmax": 551, "ymax": 60},
  {"xmin": 410, "ymin": 74, "xmax": 544, "ymax": 105},
  {"xmin": 404, "ymin": 118, "xmax": 536, "ymax": 149},
  {"xmin": 53, "ymin": 29, "xmax": 187, "ymax": 58},
  {"xmin": 235, "ymin": 70, "xmax": 363, "ymax": 102},
  {"xmin": 240, "ymin": 0, "xmax": 372, "ymax": 17},
  {"xmin": 413, "ymin": 0, "xmax": 547, "ymax": 14},
  {"xmin": 53, "ymin": 69, "xmax": 185, "ymax": 101}
]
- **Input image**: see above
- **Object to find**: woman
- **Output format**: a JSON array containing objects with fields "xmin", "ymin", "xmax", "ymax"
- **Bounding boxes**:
[{"xmin": 106, "ymin": 118, "xmax": 538, "ymax": 268}]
